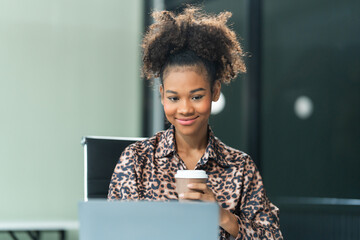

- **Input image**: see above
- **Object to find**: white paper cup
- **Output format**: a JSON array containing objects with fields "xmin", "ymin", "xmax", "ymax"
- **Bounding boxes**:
[{"xmin": 175, "ymin": 170, "xmax": 208, "ymax": 196}]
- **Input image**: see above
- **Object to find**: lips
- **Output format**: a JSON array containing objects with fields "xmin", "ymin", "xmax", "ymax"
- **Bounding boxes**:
[{"xmin": 176, "ymin": 116, "xmax": 199, "ymax": 126}]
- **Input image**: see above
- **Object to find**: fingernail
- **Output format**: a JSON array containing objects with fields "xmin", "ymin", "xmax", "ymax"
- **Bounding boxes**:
[
  {"xmin": 187, "ymin": 184, "xmax": 193, "ymax": 187},
  {"xmin": 179, "ymin": 193, "xmax": 184, "ymax": 198}
]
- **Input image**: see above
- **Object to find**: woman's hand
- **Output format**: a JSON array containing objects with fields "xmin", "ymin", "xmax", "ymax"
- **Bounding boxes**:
[
  {"xmin": 178, "ymin": 183, "xmax": 239, "ymax": 238},
  {"xmin": 178, "ymin": 183, "xmax": 216, "ymax": 202}
]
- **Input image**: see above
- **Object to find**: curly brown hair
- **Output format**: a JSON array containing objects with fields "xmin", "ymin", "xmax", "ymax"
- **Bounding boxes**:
[{"xmin": 141, "ymin": 6, "xmax": 246, "ymax": 85}]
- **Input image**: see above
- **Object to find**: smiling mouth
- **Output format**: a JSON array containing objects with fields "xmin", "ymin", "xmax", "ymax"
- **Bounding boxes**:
[{"xmin": 176, "ymin": 116, "xmax": 199, "ymax": 126}]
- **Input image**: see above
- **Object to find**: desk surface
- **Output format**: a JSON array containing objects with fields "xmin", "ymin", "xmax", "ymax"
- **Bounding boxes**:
[{"xmin": 0, "ymin": 221, "xmax": 78, "ymax": 231}]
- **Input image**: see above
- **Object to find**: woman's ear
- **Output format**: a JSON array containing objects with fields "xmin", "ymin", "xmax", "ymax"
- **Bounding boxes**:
[
  {"xmin": 159, "ymin": 85, "xmax": 164, "ymax": 105},
  {"xmin": 212, "ymin": 81, "xmax": 221, "ymax": 102}
]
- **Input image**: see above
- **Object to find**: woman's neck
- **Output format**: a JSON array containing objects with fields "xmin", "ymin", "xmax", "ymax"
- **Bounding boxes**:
[{"xmin": 174, "ymin": 125, "xmax": 208, "ymax": 153}]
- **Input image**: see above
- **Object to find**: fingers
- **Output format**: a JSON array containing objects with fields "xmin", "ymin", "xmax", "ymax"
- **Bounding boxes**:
[
  {"xmin": 179, "ymin": 191, "xmax": 203, "ymax": 201},
  {"xmin": 187, "ymin": 183, "xmax": 209, "ymax": 193},
  {"xmin": 178, "ymin": 183, "xmax": 216, "ymax": 202}
]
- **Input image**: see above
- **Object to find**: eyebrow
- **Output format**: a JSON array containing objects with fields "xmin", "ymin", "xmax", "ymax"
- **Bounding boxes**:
[
  {"xmin": 165, "ymin": 90, "xmax": 177, "ymax": 94},
  {"xmin": 165, "ymin": 88, "xmax": 206, "ymax": 94},
  {"xmin": 190, "ymin": 88, "xmax": 206, "ymax": 93}
]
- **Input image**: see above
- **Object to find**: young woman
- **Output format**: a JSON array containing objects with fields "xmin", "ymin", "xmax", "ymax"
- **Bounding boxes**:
[{"xmin": 108, "ymin": 7, "xmax": 283, "ymax": 240}]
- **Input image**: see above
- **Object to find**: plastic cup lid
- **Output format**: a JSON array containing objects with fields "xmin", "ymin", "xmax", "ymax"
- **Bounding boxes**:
[{"xmin": 175, "ymin": 170, "xmax": 208, "ymax": 179}]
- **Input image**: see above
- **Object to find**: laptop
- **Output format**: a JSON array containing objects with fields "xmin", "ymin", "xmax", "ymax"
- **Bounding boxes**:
[{"xmin": 79, "ymin": 200, "xmax": 219, "ymax": 240}]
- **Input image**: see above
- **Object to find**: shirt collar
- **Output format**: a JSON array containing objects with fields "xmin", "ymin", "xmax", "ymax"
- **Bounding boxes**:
[
  {"xmin": 155, "ymin": 125, "xmax": 176, "ymax": 158},
  {"xmin": 155, "ymin": 125, "xmax": 230, "ymax": 168},
  {"xmin": 198, "ymin": 127, "xmax": 230, "ymax": 167}
]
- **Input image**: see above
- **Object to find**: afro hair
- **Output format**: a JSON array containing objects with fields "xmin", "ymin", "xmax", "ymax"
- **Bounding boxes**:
[{"xmin": 141, "ymin": 6, "xmax": 246, "ymax": 84}]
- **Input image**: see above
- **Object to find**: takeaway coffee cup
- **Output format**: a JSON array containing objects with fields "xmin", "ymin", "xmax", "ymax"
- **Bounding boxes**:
[{"xmin": 175, "ymin": 170, "xmax": 208, "ymax": 196}]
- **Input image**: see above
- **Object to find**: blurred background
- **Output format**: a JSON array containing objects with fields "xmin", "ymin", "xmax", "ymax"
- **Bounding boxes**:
[{"xmin": 0, "ymin": 0, "xmax": 359, "ymax": 239}]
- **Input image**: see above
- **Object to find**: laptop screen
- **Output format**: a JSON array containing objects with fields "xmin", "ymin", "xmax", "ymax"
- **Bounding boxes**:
[{"xmin": 79, "ymin": 200, "xmax": 219, "ymax": 240}]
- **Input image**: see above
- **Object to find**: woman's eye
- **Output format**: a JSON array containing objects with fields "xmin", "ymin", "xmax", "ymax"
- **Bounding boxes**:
[
  {"xmin": 192, "ymin": 95, "xmax": 204, "ymax": 100},
  {"xmin": 168, "ymin": 97, "xmax": 178, "ymax": 102}
]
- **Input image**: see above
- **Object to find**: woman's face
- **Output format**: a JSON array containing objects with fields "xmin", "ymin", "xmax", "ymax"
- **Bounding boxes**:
[{"xmin": 160, "ymin": 66, "xmax": 221, "ymax": 137}]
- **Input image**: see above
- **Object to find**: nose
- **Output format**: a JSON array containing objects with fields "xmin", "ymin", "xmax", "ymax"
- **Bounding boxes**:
[{"xmin": 178, "ymin": 99, "xmax": 195, "ymax": 115}]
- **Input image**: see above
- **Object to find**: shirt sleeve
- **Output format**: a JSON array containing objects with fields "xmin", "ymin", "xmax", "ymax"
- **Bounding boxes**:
[
  {"xmin": 108, "ymin": 144, "xmax": 140, "ymax": 200},
  {"xmin": 233, "ymin": 155, "xmax": 283, "ymax": 240}
]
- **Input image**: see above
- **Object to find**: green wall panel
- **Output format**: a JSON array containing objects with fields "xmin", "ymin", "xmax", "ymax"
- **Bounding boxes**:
[{"xmin": 262, "ymin": 0, "xmax": 360, "ymax": 200}]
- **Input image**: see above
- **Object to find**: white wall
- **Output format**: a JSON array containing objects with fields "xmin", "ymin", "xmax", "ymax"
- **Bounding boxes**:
[{"xmin": 0, "ymin": 0, "xmax": 143, "ymax": 239}]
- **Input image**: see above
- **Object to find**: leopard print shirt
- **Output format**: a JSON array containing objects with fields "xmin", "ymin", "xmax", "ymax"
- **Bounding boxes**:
[{"xmin": 108, "ymin": 126, "xmax": 283, "ymax": 240}]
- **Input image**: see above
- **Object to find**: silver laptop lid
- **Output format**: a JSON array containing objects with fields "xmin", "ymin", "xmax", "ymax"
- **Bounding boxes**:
[{"xmin": 79, "ymin": 200, "xmax": 219, "ymax": 240}]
